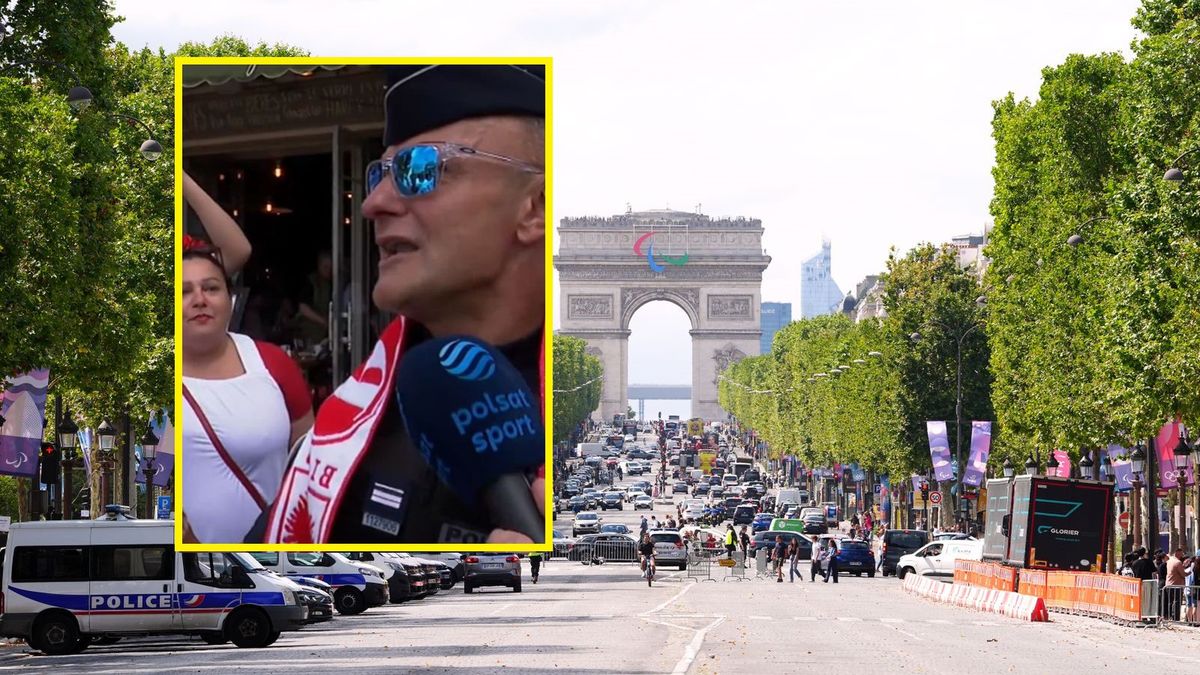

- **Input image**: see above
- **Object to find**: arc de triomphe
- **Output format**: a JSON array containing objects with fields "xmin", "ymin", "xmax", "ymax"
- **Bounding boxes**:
[{"xmin": 554, "ymin": 210, "xmax": 771, "ymax": 421}]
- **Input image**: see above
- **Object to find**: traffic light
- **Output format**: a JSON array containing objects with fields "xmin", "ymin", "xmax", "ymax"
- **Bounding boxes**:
[{"xmin": 39, "ymin": 442, "xmax": 60, "ymax": 485}]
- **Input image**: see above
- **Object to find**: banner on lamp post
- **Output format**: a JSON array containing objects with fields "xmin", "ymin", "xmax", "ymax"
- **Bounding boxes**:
[
  {"xmin": 1106, "ymin": 444, "xmax": 1133, "ymax": 493},
  {"xmin": 927, "ymin": 421, "xmax": 953, "ymax": 482},
  {"xmin": 963, "ymin": 421, "xmax": 992, "ymax": 488},
  {"xmin": 1154, "ymin": 419, "xmax": 1194, "ymax": 488},
  {"xmin": 0, "ymin": 369, "xmax": 50, "ymax": 479}
]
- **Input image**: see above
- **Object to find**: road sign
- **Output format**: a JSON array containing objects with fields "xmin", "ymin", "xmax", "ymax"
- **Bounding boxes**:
[
  {"xmin": 157, "ymin": 495, "xmax": 172, "ymax": 520},
  {"xmin": 929, "ymin": 491, "xmax": 943, "ymax": 505},
  {"xmin": 1118, "ymin": 511, "xmax": 1130, "ymax": 531},
  {"xmin": 873, "ymin": 483, "xmax": 882, "ymax": 495}
]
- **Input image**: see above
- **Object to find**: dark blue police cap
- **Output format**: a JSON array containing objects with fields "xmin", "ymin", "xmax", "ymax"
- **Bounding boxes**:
[{"xmin": 383, "ymin": 64, "xmax": 545, "ymax": 147}]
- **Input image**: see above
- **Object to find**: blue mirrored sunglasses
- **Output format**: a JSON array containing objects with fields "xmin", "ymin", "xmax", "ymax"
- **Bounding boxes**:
[{"xmin": 365, "ymin": 142, "xmax": 543, "ymax": 198}]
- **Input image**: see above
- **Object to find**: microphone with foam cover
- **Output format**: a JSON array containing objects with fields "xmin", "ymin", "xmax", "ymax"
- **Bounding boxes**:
[{"xmin": 394, "ymin": 336, "xmax": 545, "ymax": 542}]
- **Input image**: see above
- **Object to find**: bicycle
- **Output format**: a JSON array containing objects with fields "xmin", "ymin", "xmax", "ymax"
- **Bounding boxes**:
[{"xmin": 642, "ymin": 554, "xmax": 657, "ymax": 587}]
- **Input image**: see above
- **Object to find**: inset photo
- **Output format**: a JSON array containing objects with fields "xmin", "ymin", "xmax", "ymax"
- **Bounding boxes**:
[{"xmin": 177, "ymin": 58, "xmax": 551, "ymax": 549}]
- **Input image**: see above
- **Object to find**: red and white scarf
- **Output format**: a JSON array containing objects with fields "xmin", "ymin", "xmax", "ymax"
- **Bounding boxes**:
[{"xmin": 264, "ymin": 317, "xmax": 545, "ymax": 543}]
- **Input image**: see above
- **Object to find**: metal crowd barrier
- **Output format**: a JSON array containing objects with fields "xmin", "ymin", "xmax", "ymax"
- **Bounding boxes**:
[
  {"xmin": 1158, "ymin": 585, "xmax": 1200, "ymax": 626},
  {"xmin": 574, "ymin": 540, "xmax": 639, "ymax": 564}
]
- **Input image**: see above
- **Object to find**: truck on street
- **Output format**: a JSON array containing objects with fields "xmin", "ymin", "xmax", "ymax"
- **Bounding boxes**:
[{"xmin": 983, "ymin": 475, "xmax": 1113, "ymax": 572}]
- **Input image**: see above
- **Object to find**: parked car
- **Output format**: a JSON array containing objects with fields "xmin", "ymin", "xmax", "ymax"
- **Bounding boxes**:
[
  {"xmin": 600, "ymin": 523, "xmax": 631, "ymax": 535},
  {"xmin": 879, "ymin": 529, "xmax": 930, "ymax": 577},
  {"xmin": 463, "ymin": 553, "xmax": 522, "ymax": 593},
  {"xmin": 896, "ymin": 540, "xmax": 983, "ymax": 580}
]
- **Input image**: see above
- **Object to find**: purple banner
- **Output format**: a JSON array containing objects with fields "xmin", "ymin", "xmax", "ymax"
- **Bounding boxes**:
[
  {"xmin": 1155, "ymin": 419, "xmax": 1194, "ymax": 488},
  {"xmin": 1106, "ymin": 445, "xmax": 1133, "ymax": 493},
  {"xmin": 135, "ymin": 410, "xmax": 174, "ymax": 488},
  {"xmin": 963, "ymin": 421, "xmax": 992, "ymax": 487},
  {"xmin": 927, "ymin": 421, "xmax": 953, "ymax": 482},
  {"xmin": 0, "ymin": 369, "xmax": 50, "ymax": 478}
]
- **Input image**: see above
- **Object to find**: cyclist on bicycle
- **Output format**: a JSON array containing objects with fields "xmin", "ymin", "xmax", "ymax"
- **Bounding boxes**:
[{"xmin": 639, "ymin": 532, "xmax": 656, "ymax": 582}]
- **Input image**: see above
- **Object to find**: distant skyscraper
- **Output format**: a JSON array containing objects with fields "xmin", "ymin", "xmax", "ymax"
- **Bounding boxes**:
[
  {"xmin": 760, "ymin": 302, "xmax": 792, "ymax": 354},
  {"xmin": 800, "ymin": 240, "xmax": 843, "ymax": 318}
]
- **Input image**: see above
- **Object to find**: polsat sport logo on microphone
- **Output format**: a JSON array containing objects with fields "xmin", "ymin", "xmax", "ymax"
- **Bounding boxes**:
[
  {"xmin": 439, "ymin": 339, "xmax": 496, "ymax": 381},
  {"xmin": 440, "ymin": 339, "xmax": 538, "ymax": 453}
]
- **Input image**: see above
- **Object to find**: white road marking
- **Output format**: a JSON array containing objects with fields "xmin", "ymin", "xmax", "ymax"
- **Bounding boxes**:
[
  {"xmin": 489, "ymin": 603, "xmax": 513, "ymax": 616},
  {"xmin": 644, "ymin": 578, "xmax": 697, "ymax": 615},
  {"xmin": 793, "ymin": 616, "xmax": 817, "ymax": 621},
  {"xmin": 973, "ymin": 621, "xmax": 997, "ymax": 626},
  {"xmin": 879, "ymin": 617, "xmax": 904, "ymax": 623},
  {"xmin": 926, "ymin": 619, "xmax": 951, "ymax": 625},
  {"xmin": 885, "ymin": 623, "xmax": 925, "ymax": 641},
  {"xmin": 672, "ymin": 617, "xmax": 726, "ymax": 675},
  {"xmin": 747, "ymin": 615, "xmax": 771, "ymax": 620},
  {"xmin": 836, "ymin": 617, "xmax": 863, "ymax": 622}
]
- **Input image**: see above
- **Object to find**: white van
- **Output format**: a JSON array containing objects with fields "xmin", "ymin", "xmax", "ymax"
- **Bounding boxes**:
[
  {"xmin": 896, "ymin": 539, "xmax": 984, "ymax": 580},
  {"xmin": 0, "ymin": 516, "xmax": 307, "ymax": 655},
  {"xmin": 245, "ymin": 551, "xmax": 389, "ymax": 615}
]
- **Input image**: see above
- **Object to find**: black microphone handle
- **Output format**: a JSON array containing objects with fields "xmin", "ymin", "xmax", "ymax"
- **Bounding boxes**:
[{"xmin": 482, "ymin": 473, "xmax": 545, "ymax": 542}]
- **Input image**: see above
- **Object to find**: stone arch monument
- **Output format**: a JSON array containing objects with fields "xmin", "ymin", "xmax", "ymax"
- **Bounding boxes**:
[{"xmin": 555, "ymin": 209, "xmax": 771, "ymax": 421}]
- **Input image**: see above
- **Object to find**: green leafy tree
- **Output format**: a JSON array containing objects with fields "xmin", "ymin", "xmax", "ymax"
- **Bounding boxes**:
[{"xmin": 552, "ymin": 336, "xmax": 601, "ymax": 447}]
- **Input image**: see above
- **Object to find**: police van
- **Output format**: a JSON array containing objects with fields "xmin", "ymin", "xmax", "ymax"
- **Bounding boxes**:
[
  {"xmin": 245, "ymin": 551, "xmax": 389, "ymax": 615},
  {"xmin": 0, "ymin": 512, "xmax": 308, "ymax": 654}
]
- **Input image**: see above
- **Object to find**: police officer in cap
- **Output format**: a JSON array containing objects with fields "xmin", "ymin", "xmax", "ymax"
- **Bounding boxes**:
[{"xmin": 255, "ymin": 64, "xmax": 546, "ymax": 544}]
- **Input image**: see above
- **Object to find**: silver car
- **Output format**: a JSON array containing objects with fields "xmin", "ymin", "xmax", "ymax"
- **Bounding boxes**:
[
  {"xmin": 463, "ymin": 553, "xmax": 522, "ymax": 593},
  {"xmin": 649, "ymin": 530, "xmax": 689, "ymax": 570}
]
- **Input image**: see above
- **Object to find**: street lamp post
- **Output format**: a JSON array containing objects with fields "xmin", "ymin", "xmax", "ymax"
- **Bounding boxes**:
[
  {"xmin": 909, "ymin": 296, "xmax": 986, "ymax": 529},
  {"xmin": 1173, "ymin": 427, "xmax": 1193, "ymax": 551},
  {"xmin": 58, "ymin": 411, "xmax": 79, "ymax": 519},
  {"xmin": 97, "ymin": 420, "xmax": 117, "ymax": 507},
  {"xmin": 105, "ymin": 112, "xmax": 163, "ymax": 161},
  {"xmin": 1131, "ymin": 444, "xmax": 1146, "ymax": 550},
  {"xmin": 141, "ymin": 422, "xmax": 160, "ymax": 519},
  {"xmin": 1100, "ymin": 452, "xmax": 1117, "ymax": 572},
  {"xmin": 1164, "ymin": 147, "xmax": 1198, "ymax": 182}
]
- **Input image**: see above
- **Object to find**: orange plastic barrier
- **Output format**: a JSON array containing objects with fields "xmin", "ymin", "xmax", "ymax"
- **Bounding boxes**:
[
  {"xmin": 1014, "ymin": 569, "xmax": 1140, "ymax": 621},
  {"xmin": 953, "ymin": 560, "xmax": 1019, "ymax": 592}
]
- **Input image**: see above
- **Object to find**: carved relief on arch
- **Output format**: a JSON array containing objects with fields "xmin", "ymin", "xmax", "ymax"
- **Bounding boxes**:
[
  {"xmin": 711, "ymin": 343, "xmax": 748, "ymax": 386},
  {"xmin": 584, "ymin": 345, "xmax": 603, "ymax": 359},
  {"xmin": 620, "ymin": 286, "xmax": 700, "ymax": 328}
]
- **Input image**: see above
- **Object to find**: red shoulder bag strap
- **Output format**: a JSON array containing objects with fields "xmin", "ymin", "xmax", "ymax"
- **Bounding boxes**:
[{"xmin": 183, "ymin": 384, "xmax": 268, "ymax": 511}]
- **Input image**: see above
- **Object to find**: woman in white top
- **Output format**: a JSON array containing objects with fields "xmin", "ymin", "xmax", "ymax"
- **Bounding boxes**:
[{"xmin": 181, "ymin": 173, "xmax": 313, "ymax": 543}]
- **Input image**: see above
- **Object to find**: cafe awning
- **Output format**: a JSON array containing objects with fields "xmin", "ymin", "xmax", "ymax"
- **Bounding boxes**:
[{"xmin": 181, "ymin": 64, "xmax": 347, "ymax": 88}]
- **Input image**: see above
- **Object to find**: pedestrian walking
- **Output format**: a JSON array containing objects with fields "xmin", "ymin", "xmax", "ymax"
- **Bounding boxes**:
[
  {"xmin": 725, "ymin": 524, "xmax": 737, "ymax": 559},
  {"xmin": 774, "ymin": 535, "xmax": 787, "ymax": 582},
  {"xmin": 823, "ymin": 541, "xmax": 839, "ymax": 583},
  {"xmin": 811, "ymin": 543, "xmax": 825, "ymax": 583},
  {"xmin": 789, "ymin": 538, "xmax": 803, "ymax": 582},
  {"xmin": 640, "ymin": 515, "xmax": 649, "ymax": 537},
  {"xmin": 739, "ymin": 526, "xmax": 751, "ymax": 562},
  {"xmin": 528, "ymin": 551, "xmax": 542, "ymax": 584}
]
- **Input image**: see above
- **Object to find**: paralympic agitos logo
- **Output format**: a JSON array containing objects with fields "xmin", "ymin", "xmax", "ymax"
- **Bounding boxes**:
[{"xmin": 633, "ymin": 232, "xmax": 688, "ymax": 272}]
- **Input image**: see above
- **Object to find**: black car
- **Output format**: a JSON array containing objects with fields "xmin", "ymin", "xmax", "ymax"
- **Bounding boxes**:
[
  {"xmin": 732, "ymin": 504, "xmax": 757, "ymax": 526},
  {"xmin": 569, "ymin": 495, "xmax": 588, "ymax": 512},
  {"xmin": 695, "ymin": 482, "xmax": 711, "ymax": 495},
  {"xmin": 710, "ymin": 486, "xmax": 725, "ymax": 499},
  {"xmin": 802, "ymin": 514, "xmax": 828, "ymax": 534},
  {"xmin": 880, "ymin": 529, "xmax": 929, "ymax": 576},
  {"xmin": 673, "ymin": 481, "xmax": 689, "ymax": 494},
  {"xmin": 600, "ymin": 492, "xmax": 624, "ymax": 510},
  {"xmin": 295, "ymin": 587, "xmax": 334, "ymax": 623}
]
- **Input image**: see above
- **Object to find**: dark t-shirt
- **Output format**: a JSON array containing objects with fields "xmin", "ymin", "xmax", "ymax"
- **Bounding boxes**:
[
  {"xmin": 246, "ymin": 325, "xmax": 542, "ymax": 544},
  {"xmin": 1131, "ymin": 557, "xmax": 1156, "ymax": 580}
]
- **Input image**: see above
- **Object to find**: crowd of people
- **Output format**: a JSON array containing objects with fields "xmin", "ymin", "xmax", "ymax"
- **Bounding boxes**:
[{"xmin": 1119, "ymin": 546, "xmax": 1197, "ymax": 623}]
